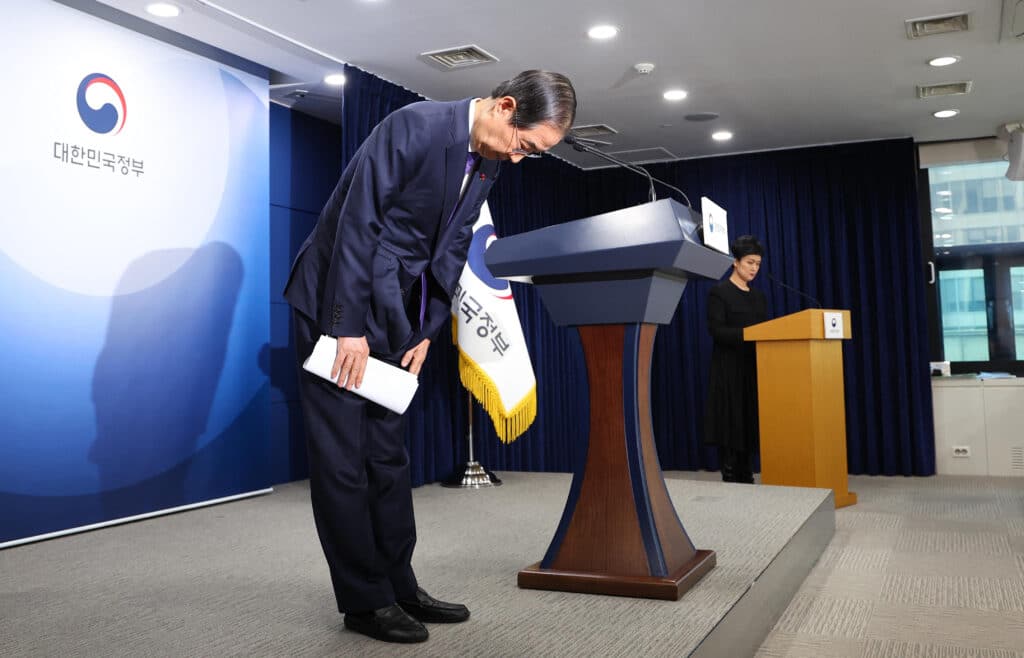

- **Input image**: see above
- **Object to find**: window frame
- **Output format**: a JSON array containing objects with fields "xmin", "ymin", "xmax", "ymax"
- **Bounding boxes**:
[{"xmin": 919, "ymin": 153, "xmax": 1024, "ymax": 376}]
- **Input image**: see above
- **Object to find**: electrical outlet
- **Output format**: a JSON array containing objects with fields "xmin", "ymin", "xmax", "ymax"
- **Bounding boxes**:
[{"xmin": 952, "ymin": 445, "xmax": 971, "ymax": 458}]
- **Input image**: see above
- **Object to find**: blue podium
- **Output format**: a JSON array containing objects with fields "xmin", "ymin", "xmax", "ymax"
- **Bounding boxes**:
[{"xmin": 486, "ymin": 199, "xmax": 733, "ymax": 600}]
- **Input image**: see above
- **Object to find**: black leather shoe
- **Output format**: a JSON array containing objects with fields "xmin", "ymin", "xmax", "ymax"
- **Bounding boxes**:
[
  {"xmin": 398, "ymin": 587, "xmax": 470, "ymax": 623},
  {"xmin": 344, "ymin": 604, "xmax": 428, "ymax": 643}
]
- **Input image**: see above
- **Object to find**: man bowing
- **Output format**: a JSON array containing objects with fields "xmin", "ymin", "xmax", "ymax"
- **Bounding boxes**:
[{"xmin": 284, "ymin": 70, "xmax": 577, "ymax": 644}]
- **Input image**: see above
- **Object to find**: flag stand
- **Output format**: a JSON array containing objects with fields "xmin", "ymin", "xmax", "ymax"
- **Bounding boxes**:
[{"xmin": 442, "ymin": 391, "xmax": 502, "ymax": 488}]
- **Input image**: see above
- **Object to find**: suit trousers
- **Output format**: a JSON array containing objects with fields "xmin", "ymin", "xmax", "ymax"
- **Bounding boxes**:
[
  {"xmin": 719, "ymin": 446, "xmax": 754, "ymax": 484},
  {"xmin": 292, "ymin": 310, "xmax": 419, "ymax": 613}
]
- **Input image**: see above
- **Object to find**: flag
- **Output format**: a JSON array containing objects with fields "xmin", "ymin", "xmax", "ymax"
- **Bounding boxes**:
[{"xmin": 451, "ymin": 201, "xmax": 536, "ymax": 443}]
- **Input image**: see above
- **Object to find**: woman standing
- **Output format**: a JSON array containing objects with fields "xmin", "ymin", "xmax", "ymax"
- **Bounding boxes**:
[{"xmin": 705, "ymin": 235, "xmax": 767, "ymax": 483}]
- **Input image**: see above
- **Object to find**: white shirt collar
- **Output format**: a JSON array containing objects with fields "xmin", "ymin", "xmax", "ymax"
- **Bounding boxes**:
[{"xmin": 468, "ymin": 98, "xmax": 480, "ymax": 154}]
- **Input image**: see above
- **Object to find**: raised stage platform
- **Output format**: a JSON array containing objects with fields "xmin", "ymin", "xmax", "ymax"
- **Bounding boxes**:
[
  {"xmin": 411, "ymin": 471, "xmax": 835, "ymax": 657},
  {"xmin": 0, "ymin": 472, "xmax": 834, "ymax": 657}
]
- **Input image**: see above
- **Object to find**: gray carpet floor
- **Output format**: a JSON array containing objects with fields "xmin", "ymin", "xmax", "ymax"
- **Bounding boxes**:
[
  {"xmin": 2, "ymin": 472, "xmax": 1023, "ymax": 657},
  {"xmin": 756, "ymin": 474, "xmax": 1024, "ymax": 658}
]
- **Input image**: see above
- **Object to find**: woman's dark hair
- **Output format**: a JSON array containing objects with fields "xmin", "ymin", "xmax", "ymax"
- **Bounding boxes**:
[
  {"xmin": 730, "ymin": 235, "xmax": 764, "ymax": 259},
  {"xmin": 490, "ymin": 70, "xmax": 577, "ymax": 132}
]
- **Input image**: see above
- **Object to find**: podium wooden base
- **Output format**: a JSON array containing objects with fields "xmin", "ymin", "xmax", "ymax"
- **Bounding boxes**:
[
  {"xmin": 519, "ymin": 549, "xmax": 716, "ymax": 601},
  {"xmin": 520, "ymin": 324, "xmax": 715, "ymax": 601},
  {"xmin": 835, "ymin": 491, "xmax": 857, "ymax": 508}
]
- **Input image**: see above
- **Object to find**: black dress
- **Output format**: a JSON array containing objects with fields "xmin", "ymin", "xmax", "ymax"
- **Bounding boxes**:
[{"xmin": 704, "ymin": 279, "xmax": 768, "ymax": 454}]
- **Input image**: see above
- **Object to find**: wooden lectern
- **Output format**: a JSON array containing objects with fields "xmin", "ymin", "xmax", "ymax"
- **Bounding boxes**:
[
  {"xmin": 744, "ymin": 309, "xmax": 857, "ymax": 508},
  {"xmin": 485, "ymin": 199, "xmax": 732, "ymax": 600}
]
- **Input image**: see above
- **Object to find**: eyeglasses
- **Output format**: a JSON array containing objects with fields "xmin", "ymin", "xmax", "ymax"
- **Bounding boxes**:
[{"xmin": 509, "ymin": 111, "xmax": 545, "ymax": 159}]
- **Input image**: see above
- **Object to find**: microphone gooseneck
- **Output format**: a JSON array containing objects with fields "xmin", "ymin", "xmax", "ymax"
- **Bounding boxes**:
[
  {"xmin": 557, "ymin": 134, "xmax": 684, "ymax": 204},
  {"xmin": 765, "ymin": 272, "xmax": 822, "ymax": 309}
]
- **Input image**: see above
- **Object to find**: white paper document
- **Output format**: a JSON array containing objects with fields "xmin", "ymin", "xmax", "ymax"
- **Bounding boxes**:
[{"xmin": 302, "ymin": 335, "xmax": 419, "ymax": 415}]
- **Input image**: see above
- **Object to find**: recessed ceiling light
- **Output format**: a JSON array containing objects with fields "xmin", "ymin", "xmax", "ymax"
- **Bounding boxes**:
[
  {"xmin": 934, "ymin": 207, "xmax": 953, "ymax": 214},
  {"xmin": 663, "ymin": 89, "xmax": 688, "ymax": 101},
  {"xmin": 323, "ymin": 73, "xmax": 346, "ymax": 86},
  {"xmin": 587, "ymin": 25, "xmax": 618, "ymax": 40},
  {"xmin": 933, "ymin": 109, "xmax": 959, "ymax": 119},
  {"xmin": 940, "ymin": 233, "xmax": 952, "ymax": 239},
  {"xmin": 711, "ymin": 130, "xmax": 733, "ymax": 142},
  {"xmin": 929, "ymin": 56, "xmax": 960, "ymax": 67},
  {"xmin": 145, "ymin": 2, "xmax": 181, "ymax": 17},
  {"xmin": 937, "ymin": 190, "xmax": 952, "ymax": 196}
]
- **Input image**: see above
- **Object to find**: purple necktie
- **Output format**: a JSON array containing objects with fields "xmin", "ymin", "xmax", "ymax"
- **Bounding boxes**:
[
  {"xmin": 419, "ymin": 152, "xmax": 481, "ymax": 327},
  {"xmin": 465, "ymin": 151, "xmax": 480, "ymax": 175}
]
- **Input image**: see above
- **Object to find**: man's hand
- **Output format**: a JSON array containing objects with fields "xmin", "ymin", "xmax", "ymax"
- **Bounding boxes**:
[
  {"xmin": 401, "ymin": 338, "xmax": 431, "ymax": 376},
  {"xmin": 332, "ymin": 336, "xmax": 370, "ymax": 390}
]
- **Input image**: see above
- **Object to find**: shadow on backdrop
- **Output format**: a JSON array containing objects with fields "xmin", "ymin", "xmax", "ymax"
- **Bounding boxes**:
[{"xmin": 89, "ymin": 242, "xmax": 243, "ymax": 518}]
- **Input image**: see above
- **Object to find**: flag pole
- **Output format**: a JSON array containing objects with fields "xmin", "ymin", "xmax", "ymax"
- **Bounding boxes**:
[{"xmin": 442, "ymin": 390, "xmax": 502, "ymax": 488}]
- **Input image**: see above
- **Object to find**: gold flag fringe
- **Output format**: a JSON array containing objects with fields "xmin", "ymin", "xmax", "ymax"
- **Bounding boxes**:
[{"xmin": 452, "ymin": 318, "xmax": 537, "ymax": 444}]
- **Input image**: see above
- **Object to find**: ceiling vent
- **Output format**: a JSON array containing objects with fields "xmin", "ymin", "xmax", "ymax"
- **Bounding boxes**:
[
  {"xmin": 917, "ymin": 81, "xmax": 974, "ymax": 99},
  {"xmin": 607, "ymin": 147, "xmax": 678, "ymax": 164},
  {"xmin": 570, "ymin": 124, "xmax": 619, "ymax": 139},
  {"xmin": 419, "ymin": 45, "xmax": 499, "ymax": 70},
  {"xmin": 906, "ymin": 13, "xmax": 970, "ymax": 39}
]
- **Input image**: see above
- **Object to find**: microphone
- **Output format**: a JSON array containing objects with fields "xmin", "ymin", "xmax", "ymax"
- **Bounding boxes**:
[
  {"xmin": 765, "ymin": 272, "xmax": 822, "ymax": 309},
  {"xmin": 562, "ymin": 135, "xmax": 693, "ymax": 208},
  {"xmin": 563, "ymin": 135, "xmax": 656, "ymax": 203}
]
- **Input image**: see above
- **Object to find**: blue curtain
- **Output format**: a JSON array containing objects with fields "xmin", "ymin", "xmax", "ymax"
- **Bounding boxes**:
[
  {"xmin": 581, "ymin": 141, "xmax": 935, "ymax": 476},
  {"xmin": 336, "ymin": 65, "xmax": 935, "ymax": 481},
  {"xmin": 340, "ymin": 66, "xmax": 423, "ymax": 165}
]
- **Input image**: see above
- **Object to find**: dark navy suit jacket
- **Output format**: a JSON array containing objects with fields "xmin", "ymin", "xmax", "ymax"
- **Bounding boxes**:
[{"xmin": 284, "ymin": 98, "xmax": 500, "ymax": 357}]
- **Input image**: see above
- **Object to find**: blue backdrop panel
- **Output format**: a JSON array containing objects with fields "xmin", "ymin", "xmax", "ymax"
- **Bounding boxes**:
[{"xmin": 0, "ymin": 1, "xmax": 270, "ymax": 544}]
